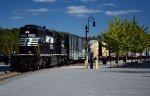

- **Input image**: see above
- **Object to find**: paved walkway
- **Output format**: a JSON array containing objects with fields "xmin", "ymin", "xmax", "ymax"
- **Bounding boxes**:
[{"xmin": 1, "ymin": 62, "xmax": 150, "ymax": 96}]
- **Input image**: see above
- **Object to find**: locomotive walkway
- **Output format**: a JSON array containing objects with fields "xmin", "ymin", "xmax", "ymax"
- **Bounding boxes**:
[{"xmin": 0, "ymin": 61, "xmax": 150, "ymax": 96}]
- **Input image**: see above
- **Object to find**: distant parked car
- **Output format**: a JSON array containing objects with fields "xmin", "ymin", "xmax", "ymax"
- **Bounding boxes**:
[{"xmin": 0, "ymin": 52, "xmax": 9, "ymax": 65}]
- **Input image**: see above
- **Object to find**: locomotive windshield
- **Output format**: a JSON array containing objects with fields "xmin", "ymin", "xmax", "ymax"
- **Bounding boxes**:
[{"xmin": 20, "ymin": 27, "xmax": 37, "ymax": 38}]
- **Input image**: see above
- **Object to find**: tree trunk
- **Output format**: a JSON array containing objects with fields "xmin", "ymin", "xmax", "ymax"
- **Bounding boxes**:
[
  {"xmin": 116, "ymin": 55, "xmax": 119, "ymax": 67},
  {"xmin": 140, "ymin": 53, "xmax": 142, "ymax": 62},
  {"xmin": 135, "ymin": 53, "xmax": 139, "ymax": 68},
  {"xmin": 109, "ymin": 52, "xmax": 112, "ymax": 68}
]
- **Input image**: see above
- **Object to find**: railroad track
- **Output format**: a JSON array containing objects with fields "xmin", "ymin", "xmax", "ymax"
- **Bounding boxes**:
[
  {"xmin": 0, "ymin": 71, "xmax": 21, "ymax": 81},
  {"xmin": 0, "ymin": 67, "xmax": 55, "ymax": 82},
  {"xmin": 0, "ymin": 63, "xmax": 83, "ymax": 82}
]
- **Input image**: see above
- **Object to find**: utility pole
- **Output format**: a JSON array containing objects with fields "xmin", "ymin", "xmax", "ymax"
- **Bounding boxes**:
[{"xmin": 85, "ymin": 17, "xmax": 96, "ymax": 69}]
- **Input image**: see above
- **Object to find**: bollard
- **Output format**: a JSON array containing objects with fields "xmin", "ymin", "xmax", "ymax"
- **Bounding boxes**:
[
  {"xmin": 90, "ymin": 52, "xmax": 93, "ymax": 69},
  {"xmin": 84, "ymin": 55, "xmax": 88, "ymax": 69},
  {"xmin": 95, "ymin": 56, "xmax": 99, "ymax": 70},
  {"xmin": 90, "ymin": 59, "xmax": 93, "ymax": 69}
]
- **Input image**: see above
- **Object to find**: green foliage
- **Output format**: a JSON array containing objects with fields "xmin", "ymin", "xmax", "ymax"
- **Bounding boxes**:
[
  {"xmin": 102, "ymin": 16, "xmax": 149, "ymax": 56},
  {"xmin": 59, "ymin": 31, "xmax": 71, "ymax": 35},
  {"xmin": 0, "ymin": 27, "xmax": 19, "ymax": 55},
  {"xmin": 128, "ymin": 17, "xmax": 149, "ymax": 53},
  {"xmin": 88, "ymin": 36, "xmax": 97, "ymax": 41},
  {"xmin": 49, "ymin": 30, "xmax": 71, "ymax": 35},
  {"xmin": 97, "ymin": 33, "xmax": 105, "ymax": 41},
  {"xmin": 103, "ymin": 16, "xmax": 124, "ymax": 55}
]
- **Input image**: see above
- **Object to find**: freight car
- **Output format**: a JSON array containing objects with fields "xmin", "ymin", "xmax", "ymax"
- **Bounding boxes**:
[
  {"xmin": 64, "ymin": 34, "xmax": 85, "ymax": 63},
  {"xmin": 10, "ymin": 25, "xmax": 85, "ymax": 71}
]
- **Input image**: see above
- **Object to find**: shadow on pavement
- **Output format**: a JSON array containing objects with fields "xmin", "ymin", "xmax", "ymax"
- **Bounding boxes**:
[
  {"xmin": 112, "ymin": 70, "xmax": 150, "ymax": 73},
  {"xmin": 108, "ymin": 60, "xmax": 150, "ymax": 69}
]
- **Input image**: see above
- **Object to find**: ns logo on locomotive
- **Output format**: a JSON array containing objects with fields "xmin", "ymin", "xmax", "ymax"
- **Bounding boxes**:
[{"xmin": 10, "ymin": 25, "xmax": 86, "ymax": 71}]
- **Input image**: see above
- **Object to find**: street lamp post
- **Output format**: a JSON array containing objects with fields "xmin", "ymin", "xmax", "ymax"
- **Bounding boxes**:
[{"xmin": 85, "ymin": 17, "xmax": 96, "ymax": 69}]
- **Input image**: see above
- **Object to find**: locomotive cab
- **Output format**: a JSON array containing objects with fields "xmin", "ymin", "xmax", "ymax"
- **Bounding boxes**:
[{"xmin": 19, "ymin": 25, "xmax": 51, "ymax": 54}]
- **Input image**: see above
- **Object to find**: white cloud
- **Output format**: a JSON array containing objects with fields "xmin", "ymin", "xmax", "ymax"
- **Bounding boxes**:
[
  {"xmin": 27, "ymin": 8, "xmax": 50, "ymax": 13},
  {"xmin": 105, "ymin": 9, "xmax": 142, "ymax": 16},
  {"xmin": 66, "ymin": 6, "xmax": 101, "ymax": 17},
  {"xmin": 13, "ymin": 8, "xmax": 53, "ymax": 15},
  {"xmin": 103, "ymin": 3, "xmax": 116, "ymax": 7},
  {"xmin": 11, "ymin": 16, "xmax": 24, "ymax": 20},
  {"xmin": 32, "ymin": 0, "xmax": 56, "ymax": 3},
  {"xmin": 81, "ymin": 0, "xmax": 96, "ymax": 2}
]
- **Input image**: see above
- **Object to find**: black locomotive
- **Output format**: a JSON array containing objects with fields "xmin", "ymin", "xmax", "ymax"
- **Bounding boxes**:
[{"xmin": 10, "ymin": 25, "xmax": 85, "ymax": 71}]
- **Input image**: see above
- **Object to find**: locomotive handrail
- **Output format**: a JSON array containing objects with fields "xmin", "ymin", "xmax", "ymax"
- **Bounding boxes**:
[{"xmin": 12, "ymin": 54, "xmax": 35, "ymax": 56}]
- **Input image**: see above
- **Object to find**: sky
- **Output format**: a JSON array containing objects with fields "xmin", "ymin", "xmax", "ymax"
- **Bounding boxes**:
[{"xmin": 0, "ymin": 0, "xmax": 150, "ymax": 37}]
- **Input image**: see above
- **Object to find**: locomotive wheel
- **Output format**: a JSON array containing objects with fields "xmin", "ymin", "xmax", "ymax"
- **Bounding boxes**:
[
  {"xmin": 36, "ymin": 59, "xmax": 42, "ymax": 69},
  {"xmin": 42, "ymin": 58, "xmax": 50, "ymax": 68},
  {"xmin": 41, "ymin": 60, "xmax": 46, "ymax": 68}
]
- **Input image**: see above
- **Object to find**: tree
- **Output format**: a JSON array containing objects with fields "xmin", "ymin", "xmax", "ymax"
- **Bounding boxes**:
[
  {"xmin": 102, "ymin": 16, "xmax": 149, "ymax": 66},
  {"xmin": 103, "ymin": 16, "xmax": 124, "ymax": 65},
  {"xmin": 97, "ymin": 33, "xmax": 105, "ymax": 41},
  {"xmin": 127, "ymin": 17, "xmax": 149, "ymax": 62},
  {"xmin": 0, "ymin": 27, "xmax": 4, "ymax": 52},
  {"xmin": 0, "ymin": 27, "xmax": 19, "ymax": 55}
]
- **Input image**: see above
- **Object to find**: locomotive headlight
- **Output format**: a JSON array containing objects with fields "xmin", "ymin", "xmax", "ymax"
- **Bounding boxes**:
[
  {"xmin": 13, "ymin": 51, "xmax": 16, "ymax": 54},
  {"xmin": 25, "ymin": 31, "xmax": 30, "ymax": 34}
]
